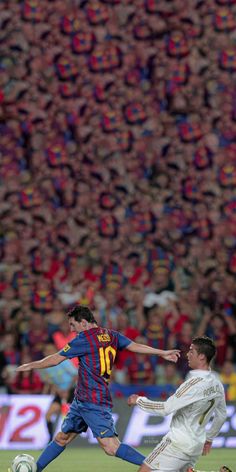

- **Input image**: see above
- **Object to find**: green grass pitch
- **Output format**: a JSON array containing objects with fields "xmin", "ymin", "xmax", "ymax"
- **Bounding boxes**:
[{"xmin": 2, "ymin": 447, "xmax": 236, "ymax": 472}]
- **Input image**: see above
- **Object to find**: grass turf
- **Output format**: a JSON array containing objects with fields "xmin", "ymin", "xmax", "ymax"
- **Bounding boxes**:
[{"xmin": 2, "ymin": 447, "xmax": 236, "ymax": 472}]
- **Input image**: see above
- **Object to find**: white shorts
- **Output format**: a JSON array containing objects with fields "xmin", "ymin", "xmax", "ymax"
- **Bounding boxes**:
[{"xmin": 144, "ymin": 435, "xmax": 198, "ymax": 472}]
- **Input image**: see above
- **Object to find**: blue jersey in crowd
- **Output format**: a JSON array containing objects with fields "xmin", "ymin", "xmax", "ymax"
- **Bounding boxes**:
[{"xmin": 59, "ymin": 327, "xmax": 131, "ymax": 407}]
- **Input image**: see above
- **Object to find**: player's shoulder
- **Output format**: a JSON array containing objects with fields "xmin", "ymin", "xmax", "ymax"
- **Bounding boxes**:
[
  {"xmin": 205, "ymin": 370, "xmax": 225, "ymax": 390},
  {"xmin": 62, "ymin": 334, "xmax": 81, "ymax": 347},
  {"xmin": 181, "ymin": 370, "xmax": 225, "ymax": 398},
  {"xmin": 175, "ymin": 374, "xmax": 204, "ymax": 398},
  {"xmin": 210, "ymin": 371, "xmax": 226, "ymax": 393}
]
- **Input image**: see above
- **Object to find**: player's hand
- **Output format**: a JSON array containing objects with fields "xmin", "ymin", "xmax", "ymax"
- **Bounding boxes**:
[
  {"xmin": 202, "ymin": 440, "xmax": 212, "ymax": 455},
  {"xmin": 162, "ymin": 350, "xmax": 180, "ymax": 363},
  {"xmin": 16, "ymin": 364, "xmax": 32, "ymax": 372},
  {"xmin": 127, "ymin": 394, "xmax": 139, "ymax": 406}
]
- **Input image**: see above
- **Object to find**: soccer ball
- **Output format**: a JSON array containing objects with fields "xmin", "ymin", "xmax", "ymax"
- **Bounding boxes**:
[{"xmin": 11, "ymin": 454, "xmax": 37, "ymax": 472}]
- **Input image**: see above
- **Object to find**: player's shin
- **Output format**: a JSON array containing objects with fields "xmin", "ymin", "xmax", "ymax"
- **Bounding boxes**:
[
  {"xmin": 115, "ymin": 443, "xmax": 145, "ymax": 465},
  {"xmin": 36, "ymin": 441, "xmax": 65, "ymax": 471}
]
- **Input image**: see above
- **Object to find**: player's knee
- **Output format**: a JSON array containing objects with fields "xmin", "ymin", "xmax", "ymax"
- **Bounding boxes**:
[
  {"xmin": 54, "ymin": 432, "xmax": 69, "ymax": 447},
  {"xmin": 101, "ymin": 443, "xmax": 118, "ymax": 456}
]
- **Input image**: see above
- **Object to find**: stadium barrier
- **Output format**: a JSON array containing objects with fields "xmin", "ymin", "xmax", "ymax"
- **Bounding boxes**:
[{"xmin": 0, "ymin": 394, "xmax": 235, "ymax": 450}]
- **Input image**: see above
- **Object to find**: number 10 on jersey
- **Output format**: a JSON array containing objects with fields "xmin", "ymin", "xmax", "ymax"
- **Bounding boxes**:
[{"xmin": 99, "ymin": 346, "xmax": 116, "ymax": 377}]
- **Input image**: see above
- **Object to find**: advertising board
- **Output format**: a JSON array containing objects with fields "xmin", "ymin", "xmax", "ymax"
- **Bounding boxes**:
[{"xmin": 0, "ymin": 395, "xmax": 235, "ymax": 449}]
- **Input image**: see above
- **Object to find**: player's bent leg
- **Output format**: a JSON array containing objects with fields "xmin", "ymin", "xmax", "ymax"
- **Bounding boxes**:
[
  {"xmin": 144, "ymin": 436, "xmax": 195, "ymax": 472},
  {"xmin": 87, "ymin": 403, "xmax": 145, "ymax": 466}
]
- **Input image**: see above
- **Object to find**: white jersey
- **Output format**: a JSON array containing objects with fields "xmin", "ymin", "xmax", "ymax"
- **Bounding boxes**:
[{"xmin": 137, "ymin": 369, "xmax": 227, "ymax": 456}]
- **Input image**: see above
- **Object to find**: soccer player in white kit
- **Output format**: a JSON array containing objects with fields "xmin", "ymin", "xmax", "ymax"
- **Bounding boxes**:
[{"xmin": 128, "ymin": 336, "xmax": 227, "ymax": 472}]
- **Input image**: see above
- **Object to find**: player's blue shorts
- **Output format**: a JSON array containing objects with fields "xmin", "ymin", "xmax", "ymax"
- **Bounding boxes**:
[{"xmin": 61, "ymin": 397, "xmax": 118, "ymax": 438}]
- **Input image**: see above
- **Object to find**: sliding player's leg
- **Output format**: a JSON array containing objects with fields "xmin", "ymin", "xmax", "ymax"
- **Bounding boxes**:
[{"xmin": 142, "ymin": 435, "xmax": 199, "ymax": 472}]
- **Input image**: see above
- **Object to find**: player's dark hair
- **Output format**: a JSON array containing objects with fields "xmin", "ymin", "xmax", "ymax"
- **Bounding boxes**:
[
  {"xmin": 67, "ymin": 305, "xmax": 98, "ymax": 324},
  {"xmin": 192, "ymin": 336, "xmax": 216, "ymax": 363}
]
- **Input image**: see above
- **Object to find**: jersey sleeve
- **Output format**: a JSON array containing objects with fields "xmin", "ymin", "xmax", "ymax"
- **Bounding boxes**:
[
  {"xmin": 116, "ymin": 332, "xmax": 132, "ymax": 350},
  {"xmin": 206, "ymin": 388, "xmax": 227, "ymax": 441},
  {"xmin": 59, "ymin": 335, "xmax": 87, "ymax": 359},
  {"xmin": 137, "ymin": 377, "xmax": 205, "ymax": 417}
]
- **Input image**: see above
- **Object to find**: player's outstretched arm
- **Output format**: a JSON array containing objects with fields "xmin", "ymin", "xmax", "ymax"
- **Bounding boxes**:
[
  {"xmin": 127, "ymin": 378, "xmax": 206, "ymax": 416},
  {"xmin": 126, "ymin": 342, "xmax": 180, "ymax": 363},
  {"xmin": 16, "ymin": 353, "xmax": 67, "ymax": 372}
]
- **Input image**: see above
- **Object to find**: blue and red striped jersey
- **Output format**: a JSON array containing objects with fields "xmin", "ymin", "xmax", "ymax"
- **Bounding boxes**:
[{"xmin": 59, "ymin": 327, "xmax": 131, "ymax": 407}]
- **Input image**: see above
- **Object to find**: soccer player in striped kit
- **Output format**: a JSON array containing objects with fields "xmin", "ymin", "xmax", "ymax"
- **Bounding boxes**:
[
  {"xmin": 128, "ymin": 336, "xmax": 227, "ymax": 472},
  {"xmin": 16, "ymin": 305, "xmax": 180, "ymax": 472}
]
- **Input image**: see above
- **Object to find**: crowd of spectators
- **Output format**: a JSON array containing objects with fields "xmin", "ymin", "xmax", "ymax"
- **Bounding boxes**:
[{"xmin": 1, "ymin": 0, "xmax": 236, "ymax": 400}]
